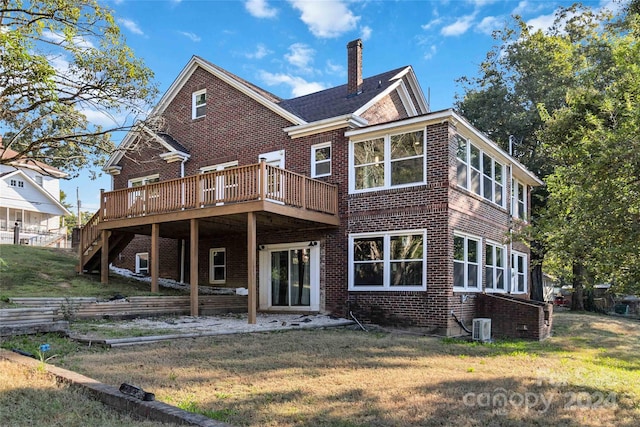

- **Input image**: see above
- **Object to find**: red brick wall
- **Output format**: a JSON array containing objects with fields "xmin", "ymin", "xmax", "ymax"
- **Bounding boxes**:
[
  {"xmin": 107, "ymin": 64, "xmax": 536, "ymax": 336},
  {"xmin": 361, "ymin": 90, "xmax": 409, "ymax": 125},
  {"xmin": 476, "ymin": 294, "xmax": 553, "ymax": 340}
]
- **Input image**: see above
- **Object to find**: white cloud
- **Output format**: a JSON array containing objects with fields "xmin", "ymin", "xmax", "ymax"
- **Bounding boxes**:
[
  {"xmin": 325, "ymin": 60, "xmax": 344, "ymax": 76},
  {"xmin": 512, "ymin": 1, "xmax": 547, "ymax": 16},
  {"xmin": 467, "ymin": 0, "xmax": 498, "ymax": 6},
  {"xmin": 178, "ymin": 31, "xmax": 201, "ymax": 42},
  {"xmin": 258, "ymin": 70, "xmax": 325, "ymax": 97},
  {"xmin": 476, "ymin": 16, "xmax": 502, "ymax": 35},
  {"xmin": 117, "ymin": 18, "xmax": 144, "ymax": 36},
  {"xmin": 42, "ymin": 30, "xmax": 94, "ymax": 50},
  {"xmin": 360, "ymin": 25, "xmax": 372, "ymax": 41},
  {"xmin": 441, "ymin": 14, "xmax": 475, "ymax": 36},
  {"xmin": 424, "ymin": 44, "xmax": 437, "ymax": 60},
  {"xmin": 421, "ymin": 18, "xmax": 443, "ymax": 31},
  {"xmin": 246, "ymin": 43, "xmax": 272, "ymax": 59},
  {"xmin": 245, "ymin": 0, "xmax": 278, "ymax": 18},
  {"xmin": 288, "ymin": 0, "xmax": 360, "ymax": 38},
  {"xmin": 285, "ymin": 43, "xmax": 315, "ymax": 70},
  {"xmin": 526, "ymin": 12, "xmax": 556, "ymax": 33}
]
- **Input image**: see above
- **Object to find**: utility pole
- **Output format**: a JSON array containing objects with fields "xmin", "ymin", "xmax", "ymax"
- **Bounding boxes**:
[{"xmin": 76, "ymin": 187, "xmax": 82, "ymax": 227}]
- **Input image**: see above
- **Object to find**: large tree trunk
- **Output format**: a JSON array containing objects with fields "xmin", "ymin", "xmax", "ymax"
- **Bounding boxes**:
[
  {"xmin": 571, "ymin": 261, "xmax": 585, "ymax": 311},
  {"xmin": 530, "ymin": 262, "xmax": 544, "ymax": 302}
]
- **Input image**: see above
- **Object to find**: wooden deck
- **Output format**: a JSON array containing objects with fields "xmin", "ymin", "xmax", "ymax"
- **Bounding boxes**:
[{"xmin": 78, "ymin": 163, "xmax": 340, "ymax": 324}]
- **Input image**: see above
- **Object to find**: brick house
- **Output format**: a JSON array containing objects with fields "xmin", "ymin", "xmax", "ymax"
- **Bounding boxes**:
[{"xmin": 80, "ymin": 39, "xmax": 545, "ymax": 336}]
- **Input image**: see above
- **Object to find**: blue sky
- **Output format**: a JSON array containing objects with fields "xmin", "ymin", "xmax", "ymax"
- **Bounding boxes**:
[{"xmin": 64, "ymin": 0, "xmax": 613, "ymax": 214}]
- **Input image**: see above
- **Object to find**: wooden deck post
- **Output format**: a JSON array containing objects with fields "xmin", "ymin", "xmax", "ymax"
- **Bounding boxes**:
[
  {"xmin": 259, "ymin": 158, "xmax": 266, "ymax": 200},
  {"xmin": 247, "ymin": 211, "xmax": 257, "ymax": 324},
  {"xmin": 151, "ymin": 223, "xmax": 159, "ymax": 293},
  {"xmin": 100, "ymin": 230, "xmax": 110, "ymax": 284},
  {"xmin": 190, "ymin": 218, "xmax": 199, "ymax": 316}
]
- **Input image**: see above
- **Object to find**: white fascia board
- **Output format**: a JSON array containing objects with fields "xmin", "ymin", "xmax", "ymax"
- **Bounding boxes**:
[
  {"xmin": 405, "ymin": 69, "xmax": 429, "ymax": 113},
  {"xmin": 104, "ymin": 126, "xmax": 190, "ymax": 172},
  {"xmin": 285, "ymin": 114, "xmax": 368, "ymax": 139},
  {"xmin": 345, "ymin": 109, "xmax": 456, "ymax": 138},
  {"xmin": 155, "ymin": 57, "xmax": 306, "ymax": 126},
  {"xmin": 353, "ymin": 80, "xmax": 402, "ymax": 117},
  {"xmin": 397, "ymin": 80, "xmax": 418, "ymax": 116},
  {"xmin": 159, "ymin": 151, "xmax": 190, "ymax": 163},
  {"xmin": 345, "ymin": 109, "xmax": 544, "ymax": 187},
  {"xmin": 353, "ymin": 66, "xmax": 416, "ymax": 118},
  {"xmin": 2, "ymin": 170, "xmax": 71, "ymax": 215},
  {"xmin": 450, "ymin": 111, "xmax": 544, "ymax": 187}
]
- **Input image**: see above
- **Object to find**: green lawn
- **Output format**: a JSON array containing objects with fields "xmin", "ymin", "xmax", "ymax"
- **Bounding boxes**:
[
  {"xmin": 0, "ymin": 245, "xmax": 185, "ymax": 305},
  {"xmin": 2, "ymin": 312, "xmax": 638, "ymax": 427}
]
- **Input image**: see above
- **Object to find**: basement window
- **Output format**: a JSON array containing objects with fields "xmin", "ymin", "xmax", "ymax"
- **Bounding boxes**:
[{"xmin": 135, "ymin": 252, "xmax": 149, "ymax": 275}]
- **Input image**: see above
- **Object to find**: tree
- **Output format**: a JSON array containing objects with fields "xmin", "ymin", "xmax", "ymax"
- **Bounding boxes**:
[
  {"xmin": 453, "ymin": 4, "xmax": 634, "ymax": 306},
  {"xmin": 0, "ymin": 0, "xmax": 159, "ymax": 177},
  {"xmin": 538, "ymin": 3, "xmax": 640, "ymax": 297}
]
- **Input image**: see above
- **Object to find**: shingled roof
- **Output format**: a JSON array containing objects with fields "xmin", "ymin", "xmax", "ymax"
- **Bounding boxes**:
[{"xmin": 278, "ymin": 66, "xmax": 409, "ymax": 123}]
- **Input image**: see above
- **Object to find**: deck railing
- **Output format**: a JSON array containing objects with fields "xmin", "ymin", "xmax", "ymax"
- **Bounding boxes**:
[{"xmin": 100, "ymin": 163, "xmax": 338, "ymax": 222}]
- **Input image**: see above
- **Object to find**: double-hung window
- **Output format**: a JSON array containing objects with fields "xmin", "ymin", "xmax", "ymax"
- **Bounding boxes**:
[
  {"xmin": 209, "ymin": 248, "xmax": 226, "ymax": 284},
  {"xmin": 349, "ymin": 230, "xmax": 426, "ymax": 291},
  {"xmin": 311, "ymin": 142, "xmax": 331, "ymax": 178},
  {"xmin": 192, "ymin": 89, "xmax": 206, "ymax": 119},
  {"xmin": 352, "ymin": 129, "xmax": 425, "ymax": 192},
  {"xmin": 511, "ymin": 178, "xmax": 527, "ymax": 221},
  {"xmin": 485, "ymin": 242, "xmax": 507, "ymax": 292},
  {"xmin": 456, "ymin": 134, "xmax": 505, "ymax": 207},
  {"xmin": 511, "ymin": 251, "xmax": 528, "ymax": 294},
  {"xmin": 453, "ymin": 233, "xmax": 481, "ymax": 291}
]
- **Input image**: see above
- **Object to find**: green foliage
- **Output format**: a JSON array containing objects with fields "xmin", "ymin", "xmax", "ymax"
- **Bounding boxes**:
[
  {"xmin": 456, "ymin": 3, "xmax": 639, "ymax": 296},
  {"xmin": 0, "ymin": 0, "xmax": 159, "ymax": 177},
  {"xmin": 538, "ymin": 6, "xmax": 640, "ymax": 294}
]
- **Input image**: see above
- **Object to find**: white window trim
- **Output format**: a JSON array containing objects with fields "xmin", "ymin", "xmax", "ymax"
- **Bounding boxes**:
[
  {"xmin": 348, "ymin": 229, "xmax": 427, "ymax": 292},
  {"xmin": 128, "ymin": 174, "xmax": 160, "ymax": 187},
  {"xmin": 311, "ymin": 142, "xmax": 331, "ymax": 178},
  {"xmin": 349, "ymin": 129, "xmax": 427, "ymax": 194},
  {"xmin": 511, "ymin": 178, "xmax": 528, "ymax": 221},
  {"xmin": 258, "ymin": 241, "xmax": 320, "ymax": 312},
  {"xmin": 485, "ymin": 240, "xmax": 507, "ymax": 293},
  {"xmin": 453, "ymin": 231, "xmax": 482, "ymax": 292},
  {"xmin": 199, "ymin": 161, "xmax": 239, "ymax": 174},
  {"xmin": 192, "ymin": 89, "xmax": 206, "ymax": 120},
  {"xmin": 511, "ymin": 250, "xmax": 528, "ymax": 294},
  {"xmin": 209, "ymin": 248, "xmax": 226, "ymax": 284},
  {"xmin": 135, "ymin": 252, "xmax": 149, "ymax": 274},
  {"xmin": 456, "ymin": 135, "xmax": 505, "ymax": 208}
]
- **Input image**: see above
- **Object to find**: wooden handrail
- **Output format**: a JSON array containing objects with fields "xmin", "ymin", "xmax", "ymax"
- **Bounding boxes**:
[
  {"xmin": 80, "ymin": 210, "xmax": 101, "ymax": 256},
  {"xmin": 98, "ymin": 163, "xmax": 337, "ymax": 223}
]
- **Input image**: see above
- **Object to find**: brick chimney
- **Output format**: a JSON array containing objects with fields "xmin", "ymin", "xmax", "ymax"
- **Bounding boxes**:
[{"xmin": 347, "ymin": 39, "xmax": 363, "ymax": 95}]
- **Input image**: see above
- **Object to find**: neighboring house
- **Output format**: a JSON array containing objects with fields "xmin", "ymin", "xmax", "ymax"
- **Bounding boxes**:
[
  {"xmin": 0, "ymin": 140, "xmax": 70, "ymax": 246},
  {"xmin": 80, "ymin": 39, "xmax": 545, "ymax": 336}
]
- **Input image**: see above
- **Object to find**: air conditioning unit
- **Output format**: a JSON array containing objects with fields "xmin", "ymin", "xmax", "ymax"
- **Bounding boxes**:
[{"xmin": 472, "ymin": 318, "xmax": 492, "ymax": 342}]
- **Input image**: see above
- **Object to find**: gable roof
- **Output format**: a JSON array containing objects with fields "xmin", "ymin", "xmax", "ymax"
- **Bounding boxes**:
[
  {"xmin": 155, "ymin": 56, "xmax": 304, "ymax": 125},
  {"xmin": 279, "ymin": 67, "xmax": 410, "ymax": 122},
  {"xmin": 104, "ymin": 128, "xmax": 190, "ymax": 174},
  {"xmin": 0, "ymin": 169, "xmax": 71, "ymax": 215},
  {"xmin": 106, "ymin": 56, "xmax": 429, "ymax": 171},
  {"xmin": 0, "ymin": 145, "xmax": 68, "ymax": 178}
]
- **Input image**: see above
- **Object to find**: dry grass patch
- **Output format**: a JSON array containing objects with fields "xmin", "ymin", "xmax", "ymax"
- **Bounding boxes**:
[
  {"xmin": 0, "ymin": 360, "xmax": 168, "ymax": 426},
  {"xmin": 53, "ymin": 312, "xmax": 639, "ymax": 427}
]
